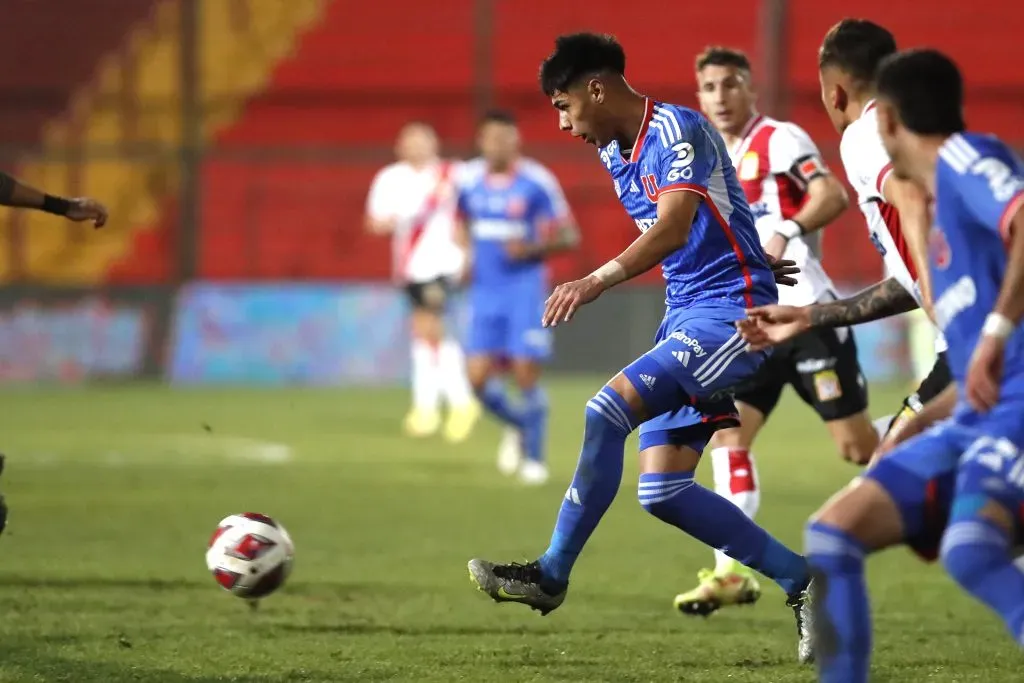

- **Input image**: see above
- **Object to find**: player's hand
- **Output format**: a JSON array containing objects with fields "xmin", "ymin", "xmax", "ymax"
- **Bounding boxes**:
[
  {"xmin": 764, "ymin": 234, "xmax": 789, "ymax": 262},
  {"xmin": 870, "ymin": 413, "xmax": 922, "ymax": 466},
  {"xmin": 66, "ymin": 197, "xmax": 108, "ymax": 228},
  {"xmin": 737, "ymin": 304, "xmax": 811, "ymax": 351},
  {"xmin": 542, "ymin": 275, "xmax": 605, "ymax": 327},
  {"xmin": 966, "ymin": 335, "xmax": 1005, "ymax": 412},
  {"xmin": 766, "ymin": 254, "xmax": 800, "ymax": 287}
]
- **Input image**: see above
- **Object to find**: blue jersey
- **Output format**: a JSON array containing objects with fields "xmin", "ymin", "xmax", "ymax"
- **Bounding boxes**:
[
  {"xmin": 932, "ymin": 132, "xmax": 1024, "ymax": 384},
  {"xmin": 598, "ymin": 99, "xmax": 777, "ymax": 309},
  {"xmin": 457, "ymin": 158, "xmax": 571, "ymax": 294}
]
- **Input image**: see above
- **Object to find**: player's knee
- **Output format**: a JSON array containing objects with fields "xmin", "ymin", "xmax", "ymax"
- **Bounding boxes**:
[
  {"xmin": 828, "ymin": 416, "xmax": 878, "ymax": 466},
  {"xmin": 636, "ymin": 472, "xmax": 695, "ymax": 518},
  {"xmin": 940, "ymin": 521, "xmax": 1006, "ymax": 590},
  {"xmin": 809, "ymin": 478, "xmax": 902, "ymax": 550},
  {"xmin": 584, "ymin": 387, "xmax": 637, "ymax": 439}
]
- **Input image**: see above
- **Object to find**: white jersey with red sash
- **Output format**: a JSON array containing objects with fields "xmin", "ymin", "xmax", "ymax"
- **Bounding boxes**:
[
  {"xmin": 840, "ymin": 101, "xmax": 947, "ymax": 352},
  {"xmin": 729, "ymin": 114, "xmax": 836, "ymax": 306},
  {"xmin": 365, "ymin": 160, "xmax": 465, "ymax": 284}
]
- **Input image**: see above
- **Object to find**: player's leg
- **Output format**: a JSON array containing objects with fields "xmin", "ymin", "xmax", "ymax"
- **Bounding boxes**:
[
  {"xmin": 940, "ymin": 409, "xmax": 1024, "ymax": 644},
  {"xmin": 674, "ymin": 393, "xmax": 775, "ymax": 615},
  {"xmin": 465, "ymin": 308, "xmax": 810, "ymax": 642},
  {"xmin": 423, "ymin": 277, "xmax": 479, "ymax": 443},
  {"xmin": 789, "ymin": 327, "xmax": 877, "ymax": 465},
  {"xmin": 880, "ymin": 352, "xmax": 951, "ymax": 442},
  {"xmin": 806, "ymin": 427, "xmax": 958, "ymax": 680},
  {"xmin": 507, "ymin": 297, "xmax": 554, "ymax": 484},
  {"xmin": 510, "ymin": 358, "xmax": 549, "ymax": 484},
  {"xmin": 466, "ymin": 300, "xmax": 525, "ymax": 434},
  {"xmin": 404, "ymin": 282, "xmax": 444, "ymax": 437}
]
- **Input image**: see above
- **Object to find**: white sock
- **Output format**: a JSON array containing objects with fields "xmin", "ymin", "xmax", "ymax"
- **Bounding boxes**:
[
  {"xmin": 710, "ymin": 446, "xmax": 761, "ymax": 572},
  {"xmin": 437, "ymin": 338, "xmax": 473, "ymax": 408},
  {"xmin": 411, "ymin": 339, "xmax": 442, "ymax": 412}
]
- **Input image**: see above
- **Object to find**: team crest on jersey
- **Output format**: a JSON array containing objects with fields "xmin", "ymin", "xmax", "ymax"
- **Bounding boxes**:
[
  {"xmin": 738, "ymin": 152, "xmax": 760, "ymax": 181},
  {"xmin": 929, "ymin": 226, "xmax": 951, "ymax": 270},
  {"xmin": 505, "ymin": 196, "xmax": 527, "ymax": 218}
]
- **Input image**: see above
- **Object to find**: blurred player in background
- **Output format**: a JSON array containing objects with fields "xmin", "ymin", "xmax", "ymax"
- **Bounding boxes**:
[
  {"xmin": 674, "ymin": 46, "xmax": 877, "ymax": 616},
  {"xmin": 0, "ymin": 169, "xmax": 109, "ymax": 538},
  {"xmin": 365, "ymin": 122, "xmax": 479, "ymax": 443},
  {"xmin": 467, "ymin": 34, "xmax": 814, "ymax": 663},
  {"xmin": 804, "ymin": 48, "xmax": 1024, "ymax": 683},
  {"xmin": 456, "ymin": 110, "xmax": 579, "ymax": 485}
]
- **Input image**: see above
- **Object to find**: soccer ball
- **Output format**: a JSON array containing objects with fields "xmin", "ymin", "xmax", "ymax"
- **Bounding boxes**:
[{"xmin": 205, "ymin": 512, "xmax": 294, "ymax": 599}]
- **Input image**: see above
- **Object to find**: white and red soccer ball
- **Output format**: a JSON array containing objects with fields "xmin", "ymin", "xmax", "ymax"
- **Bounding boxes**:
[{"xmin": 206, "ymin": 513, "xmax": 294, "ymax": 599}]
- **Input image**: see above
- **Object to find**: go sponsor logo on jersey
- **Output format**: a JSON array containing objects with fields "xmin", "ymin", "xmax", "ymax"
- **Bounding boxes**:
[{"xmin": 666, "ymin": 141, "xmax": 695, "ymax": 183}]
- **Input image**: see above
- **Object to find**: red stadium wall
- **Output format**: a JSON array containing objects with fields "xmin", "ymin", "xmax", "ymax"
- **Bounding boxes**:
[
  {"xmin": 0, "ymin": 0, "xmax": 160, "ymax": 145},
  {"xmin": 108, "ymin": 0, "xmax": 1023, "ymax": 284}
]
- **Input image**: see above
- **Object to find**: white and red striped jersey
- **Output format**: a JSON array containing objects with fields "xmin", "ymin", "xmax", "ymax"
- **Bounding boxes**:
[
  {"xmin": 365, "ymin": 160, "xmax": 466, "ymax": 284},
  {"xmin": 840, "ymin": 100, "xmax": 947, "ymax": 352},
  {"xmin": 729, "ymin": 114, "xmax": 835, "ymax": 306}
]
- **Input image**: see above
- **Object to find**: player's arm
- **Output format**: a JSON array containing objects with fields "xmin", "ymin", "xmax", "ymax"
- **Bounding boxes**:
[
  {"xmin": 959, "ymin": 152, "xmax": 1024, "ymax": 411},
  {"xmin": 512, "ymin": 221, "xmax": 580, "ymax": 261},
  {"xmin": 509, "ymin": 168, "xmax": 580, "ymax": 261},
  {"xmin": 808, "ymin": 277, "xmax": 918, "ymax": 327},
  {"xmin": 541, "ymin": 189, "xmax": 698, "ymax": 327},
  {"xmin": 363, "ymin": 169, "xmax": 396, "ymax": 235},
  {"xmin": 738, "ymin": 276, "xmax": 917, "ymax": 350},
  {"xmin": 765, "ymin": 127, "xmax": 849, "ymax": 257},
  {"xmin": 0, "ymin": 171, "xmax": 107, "ymax": 226},
  {"xmin": 881, "ymin": 175, "xmax": 935, "ymax": 319},
  {"xmin": 987, "ymin": 195, "xmax": 1024, "ymax": 328},
  {"xmin": 872, "ymin": 381, "xmax": 958, "ymax": 463}
]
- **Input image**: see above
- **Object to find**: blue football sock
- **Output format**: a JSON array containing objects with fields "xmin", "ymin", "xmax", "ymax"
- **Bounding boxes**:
[
  {"xmin": 805, "ymin": 521, "xmax": 871, "ymax": 683},
  {"xmin": 941, "ymin": 519, "xmax": 1024, "ymax": 643},
  {"xmin": 538, "ymin": 386, "xmax": 638, "ymax": 589},
  {"xmin": 476, "ymin": 378, "xmax": 524, "ymax": 429},
  {"xmin": 520, "ymin": 385, "xmax": 549, "ymax": 464},
  {"xmin": 639, "ymin": 472, "xmax": 809, "ymax": 595}
]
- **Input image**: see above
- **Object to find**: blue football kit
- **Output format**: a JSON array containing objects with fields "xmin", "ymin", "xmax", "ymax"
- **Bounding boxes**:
[
  {"xmin": 457, "ymin": 158, "xmax": 572, "ymax": 466},
  {"xmin": 808, "ymin": 131, "xmax": 1024, "ymax": 683},
  {"xmin": 601, "ymin": 99, "xmax": 778, "ymax": 451}
]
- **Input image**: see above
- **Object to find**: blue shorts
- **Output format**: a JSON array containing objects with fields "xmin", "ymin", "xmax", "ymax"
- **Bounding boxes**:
[
  {"xmin": 465, "ymin": 291, "xmax": 551, "ymax": 361},
  {"xmin": 865, "ymin": 395, "xmax": 1024, "ymax": 560},
  {"xmin": 634, "ymin": 304, "xmax": 770, "ymax": 452}
]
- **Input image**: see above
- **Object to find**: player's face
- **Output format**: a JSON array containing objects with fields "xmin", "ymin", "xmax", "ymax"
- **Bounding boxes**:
[
  {"xmin": 696, "ymin": 65, "xmax": 755, "ymax": 134},
  {"xmin": 550, "ymin": 81, "xmax": 612, "ymax": 147},
  {"xmin": 478, "ymin": 121, "xmax": 520, "ymax": 168},
  {"xmin": 818, "ymin": 66, "xmax": 849, "ymax": 134},
  {"xmin": 876, "ymin": 98, "xmax": 911, "ymax": 180},
  {"xmin": 396, "ymin": 125, "xmax": 439, "ymax": 165}
]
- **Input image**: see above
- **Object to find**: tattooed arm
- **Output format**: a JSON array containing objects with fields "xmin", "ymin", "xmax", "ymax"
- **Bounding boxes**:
[
  {"xmin": 808, "ymin": 277, "xmax": 919, "ymax": 327},
  {"xmin": 737, "ymin": 277, "xmax": 919, "ymax": 350}
]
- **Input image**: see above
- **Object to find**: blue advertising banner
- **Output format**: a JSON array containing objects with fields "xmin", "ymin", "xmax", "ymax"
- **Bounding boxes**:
[
  {"xmin": 0, "ymin": 287, "xmax": 168, "ymax": 384},
  {"xmin": 169, "ymin": 284, "xmax": 459, "ymax": 385}
]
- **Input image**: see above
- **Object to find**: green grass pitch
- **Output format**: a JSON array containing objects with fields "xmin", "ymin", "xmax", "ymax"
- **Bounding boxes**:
[{"xmin": 0, "ymin": 379, "xmax": 1018, "ymax": 682}]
